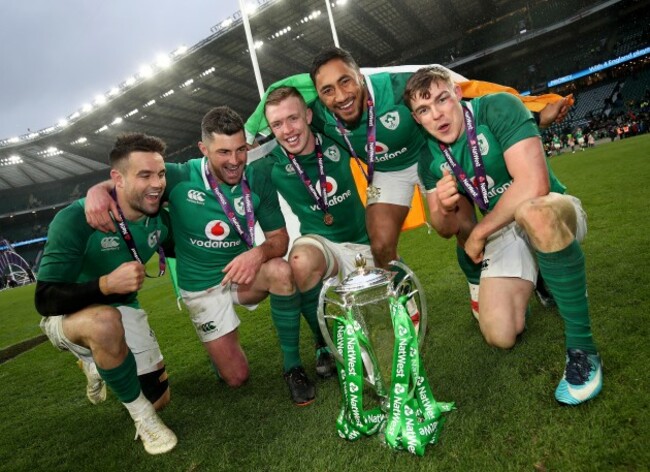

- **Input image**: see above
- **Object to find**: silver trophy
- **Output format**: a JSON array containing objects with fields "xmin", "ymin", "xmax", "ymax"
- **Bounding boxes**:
[{"xmin": 317, "ymin": 254, "xmax": 427, "ymax": 407}]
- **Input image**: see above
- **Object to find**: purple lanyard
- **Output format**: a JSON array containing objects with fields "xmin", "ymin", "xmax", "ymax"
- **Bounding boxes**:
[
  {"xmin": 285, "ymin": 136, "xmax": 333, "ymax": 224},
  {"xmin": 110, "ymin": 189, "xmax": 166, "ymax": 277},
  {"xmin": 335, "ymin": 88, "xmax": 376, "ymax": 186},
  {"xmin": 203, "ymin": 160, "xmax": 255, "ymax": 249},
  {"xmin": 438, "ymin": 104, "xmax": 490, "ymax": 211}
]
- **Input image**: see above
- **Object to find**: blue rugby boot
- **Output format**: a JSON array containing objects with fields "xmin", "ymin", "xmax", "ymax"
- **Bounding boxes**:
[{"xmin": 555, "ymin": 349, "xmax": 603, "ymax": 405}]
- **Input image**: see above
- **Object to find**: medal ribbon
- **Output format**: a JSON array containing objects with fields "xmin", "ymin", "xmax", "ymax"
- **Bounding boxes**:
[
  {"xmin": 110, "ymin": 189, "xmax": 165, "ymax": 277},
  {"xmin": 203, "ymin": 160, "xmax": 255, "ymax": 249},
  {"xmin": 438, "ymin": 104, "xmax": 489, "ymax": 211},
  {"xmin": 335, "ymin": 88, "xmax": 376, "ymax": 186},
  {"xmin": 286, "ymin": 135, "xmax": 330, "ymax": 217},
  {"xmin": 332, "ymin": 296, "xmax": 455, "ymax": 456}
]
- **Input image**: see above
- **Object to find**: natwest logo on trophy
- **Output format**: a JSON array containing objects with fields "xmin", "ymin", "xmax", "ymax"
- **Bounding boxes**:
[{"xmin": 204, "ymin": 220, "xmax": 230, "ymax": 241}]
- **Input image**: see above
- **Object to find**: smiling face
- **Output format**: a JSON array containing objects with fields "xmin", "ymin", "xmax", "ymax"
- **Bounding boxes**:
[
  {"xmin": 313, "ymin": 58, "xmax": 366, "ymax": 125},
  {"xmin": 112, "ymin": 151, "xmax": 166, "ymax": 220},
  {"xmin": 198, "ymin": 131, "xmax": 247, "ymax": 185},
  {"xmin": 410, "ymin": 80, "xmax": 465, "ymax": 144},
  {"xmin": 265, "ymin": 95, "xmax": 315, "ymax": 156}
]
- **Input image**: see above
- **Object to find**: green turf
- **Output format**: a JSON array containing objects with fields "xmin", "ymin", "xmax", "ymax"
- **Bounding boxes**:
[{"xmin": 0, "ymin": 135, "xmax": 648, "ymax": 471}]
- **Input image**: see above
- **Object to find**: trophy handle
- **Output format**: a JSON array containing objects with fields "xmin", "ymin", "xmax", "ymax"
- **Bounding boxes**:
[
  {"xmin": 388, "ymin": 260, "xmax": 428, "ymax": 352},
  {"xmin": 317, "ymin": 277, "xmax": 346, "ymax": 364}
]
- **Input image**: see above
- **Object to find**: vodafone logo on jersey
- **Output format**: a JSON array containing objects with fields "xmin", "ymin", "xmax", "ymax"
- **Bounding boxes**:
[
  {"xmin": 204, "ymin": 220, "xmax": 230, "ymax": 241},
  {"xmin": 367, "ymin": 141, "xmax": 389, "ymax": 155},
  {"xmin": 365, "ymin": 141, "xmax": 406, "ymax": 162},
  {"xmin": 319, "ymin": 176, "xmax": 338, "ymax": 198}
]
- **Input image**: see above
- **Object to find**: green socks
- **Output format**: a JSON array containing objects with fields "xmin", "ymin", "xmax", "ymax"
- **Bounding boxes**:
[
  {"xmin": 269, "ymin": 292, "xmax": 303, "ymax": 372},
  {"xmin": 96, "ymin": 349, "xmax": 141, "ymax": 404},
  {"xmin": 300, "ymin": 282, "xmax": 326, "ymax": 346},
  {"xmin": 536, "ymin": 240, "xmax": 597, "ymax": 354},
  {"xmin": 456, "ymin": 244, "xmax": 481, "ymax": 285}
]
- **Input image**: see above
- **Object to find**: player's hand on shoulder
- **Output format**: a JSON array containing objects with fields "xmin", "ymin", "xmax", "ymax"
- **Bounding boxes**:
[
  {"xmin": 85, "ymin": 183, "xmax": 119, "ymax": 233},
  {"xmin": 102, "ymin": 261, "xmax": 146, "ymax": 294}
]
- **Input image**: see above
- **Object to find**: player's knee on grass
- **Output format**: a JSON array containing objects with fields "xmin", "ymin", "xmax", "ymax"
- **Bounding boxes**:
[
  {"xmin": 139, "ymin": 366, "xmax": 170, "ymax": 410},
  {"xmin": 479, "ymin": 313, "xmax": 522, "ymax": 350},
  {"xmin": 220, "ymin": 363, "xmax": 249, "ymax": 388}
]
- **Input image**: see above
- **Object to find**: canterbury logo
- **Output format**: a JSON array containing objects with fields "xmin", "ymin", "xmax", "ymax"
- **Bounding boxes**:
[
  {"xmin": 199, "ymin": 321, "xmax": 217, "ymax": 333},
  {"xmin": 100, "ymin": 237, "xmax": 120, "ymax": 249},
  {"xmin": 187, "ymin": 189, "xmax": 206, "ymax": 203}
]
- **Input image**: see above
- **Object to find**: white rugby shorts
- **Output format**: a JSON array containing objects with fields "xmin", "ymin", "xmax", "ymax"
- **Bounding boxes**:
[
  {"xmin": 39, "ymin": 306, "xmax": 163, "ymax": 375},
  {"xmin": 367, "ymin": 163, "xmax": 420, "ymax": 207},
  {"xmin": 291, "ymin": 234, "xmax": 374, "ymax": 280},
  {"xmin": 481, "ymin": 193, "xmax": 587, "ymax": 283},
  {"xmin": 180, "ymin": 283, "xmax": 257, "ymax": 343}
]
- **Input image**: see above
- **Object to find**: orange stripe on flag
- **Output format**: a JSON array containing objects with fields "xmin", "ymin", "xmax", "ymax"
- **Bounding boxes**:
[{"xmin": 459, "ymin": 80, "xmax": 574, "ymax": 112}]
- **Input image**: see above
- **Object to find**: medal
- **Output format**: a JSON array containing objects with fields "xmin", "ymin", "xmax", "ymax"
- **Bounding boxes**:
[
  {"xmin": 286, "ymin": 135, "xmax": 334, "ymax": 226},
  {"xmin": 366, "ymin": 185, "xmax": 381, "ymax": 200}
]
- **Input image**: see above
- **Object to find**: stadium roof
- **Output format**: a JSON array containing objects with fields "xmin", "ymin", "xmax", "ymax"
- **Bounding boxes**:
[{"xmin": 0, "ymin": 0, "xmax": 635, "ymax": 190}]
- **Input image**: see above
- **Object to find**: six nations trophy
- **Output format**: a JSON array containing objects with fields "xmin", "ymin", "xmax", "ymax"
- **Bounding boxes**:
[{"xmin": 317, "ymin": 254, "xmax": 455, "ymax": 456}]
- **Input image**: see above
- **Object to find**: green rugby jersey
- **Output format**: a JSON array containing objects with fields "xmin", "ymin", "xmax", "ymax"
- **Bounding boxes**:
[
  {"xmin": 37, "ymin": 198, "xmax": 170, "ymax": 308},
  {"xmin": 250, "ymin": 135, "xmax": 369, "ymax": 245},
  {"xmin": 311, "ymin": 72, "xmax": 428, "ymax": 173},
  {"xmin": 164, "ymin": 158, "xmax": 285, "ymax": 291},
  {"xmin": 419, "ymin": 93, "xmax": 566, "ymax": 213}
]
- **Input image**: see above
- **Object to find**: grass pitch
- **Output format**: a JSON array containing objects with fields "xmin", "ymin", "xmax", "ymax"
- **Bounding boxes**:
[{"xmin": 0, "ymin": 135, "xmax": 648, "ymax": 471}]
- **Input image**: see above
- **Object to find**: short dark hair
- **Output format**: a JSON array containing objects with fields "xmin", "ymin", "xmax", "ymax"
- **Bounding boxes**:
[
  {"xmin": 403, "ymin": 66, "xmax": 454, "ymax": 110},
  {"xmin": 264, "ymin": 86, "xmax": 307, "ymax": 113},
  {"xmin": 201, "ymin": 106, "xmax": 244, "ymax": 142},
  {"xmin": 109, "ymin": 133, "xmax": 166, "ymax": 169},
  {"xmin": 309, "ymin": 47, "xmax": 360, "ymax": 84}
]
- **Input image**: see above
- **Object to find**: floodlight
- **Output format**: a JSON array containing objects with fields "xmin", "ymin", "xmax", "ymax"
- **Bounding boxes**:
[
  {"xmin": 82, "ymin": 103, "xmax": 93, "ymax": 113},
  {"xmin": 156, "ymin": 54, "xmax": 172, "ymax": 68},
  {"xmin": 140, "ymin": 65, "xmax": 154, "ymax": 78},
  {"xmin": 173, "ymin": 45, "xmax": 188, "ymax": 56}
]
